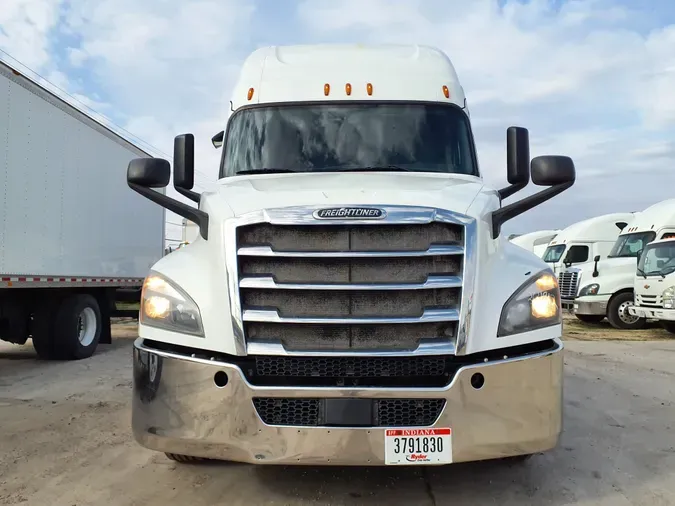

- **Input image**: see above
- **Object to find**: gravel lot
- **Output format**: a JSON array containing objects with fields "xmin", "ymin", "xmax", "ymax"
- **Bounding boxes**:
[{"xmin": 1, "ymin": 318, "xmax": 674, "ymax": 506}]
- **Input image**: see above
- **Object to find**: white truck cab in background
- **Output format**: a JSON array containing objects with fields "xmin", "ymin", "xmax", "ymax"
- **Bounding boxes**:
[
  {"xmin": 510, "ymin": 229, "xmax": 559, "ymax": 258},
  {"xmin": 571, "ymin": 199, "xmax": 675, "ymax": 328},
  {"xmin": 125, "ymin": 44, "xmax": 576, "ymax": 467},
  {"xmin": 541, "ymin": 213, "xmax": 634, "ymax": 279},
  {"xmin": 629, "ymin": 238, "xmax": 675, "ymax": 334}
]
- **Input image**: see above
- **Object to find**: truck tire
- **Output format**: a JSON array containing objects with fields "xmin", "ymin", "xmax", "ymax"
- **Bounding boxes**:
[
  {"xmin": 661, "ymin": 321, "xmax": 675, "ymax": 334},
  {"xmin": 574, "ymin": 314, "xmax": 604, "ymax": 324},
  {"xmin": 52, "ymin": 294, "xmax": 103, "ymax": 360},
  {"xmin": 31, "ymin": 296, "xmax": 61, "ymax": 359},
  {"xmin": 606, "ymin": 292, "xmax": 645, "ymax": 330}
]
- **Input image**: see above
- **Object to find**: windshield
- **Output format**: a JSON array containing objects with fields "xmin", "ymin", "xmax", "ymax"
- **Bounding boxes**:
[
  {"xmin": 543, "ymin": 244, "xmax": 566, "ymax": 263},
  {"xmin": 608, "ymin": 232, "xmax": 656, "ymax": 258},
  {"xmin": 220, "ymin": 102, "xmax": 478, "ymax": 177},
  {"xmin": 638, "ymin": 242, "xmax": 675, "ymax": 276}
]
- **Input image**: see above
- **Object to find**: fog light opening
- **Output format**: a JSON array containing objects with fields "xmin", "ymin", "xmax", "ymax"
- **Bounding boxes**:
[
  {"xmin": 214, "ymin": 371, "xmax": 229, "ymax": 388},
  {"xmin": 471, "ymin": 373, "xmax": 485, "ymax": 390}
]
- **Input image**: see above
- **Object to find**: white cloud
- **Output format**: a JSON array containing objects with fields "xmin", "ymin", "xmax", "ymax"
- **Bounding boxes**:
[{"xmin": 0, "ymin": 0, "xmax": 64, "ymax": 69}]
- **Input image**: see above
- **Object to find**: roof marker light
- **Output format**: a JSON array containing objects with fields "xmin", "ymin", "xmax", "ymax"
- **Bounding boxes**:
[
  {"xmin": 442, "ymin": 85, "xmax": 450, "ymax": 98},
  {"xmin": 324, "ymin": 83, "xmax": 330, "ymax": 96},
  {"xmin": 366, "ymin": 83, "xmax": 373, "ymax": 95},
  {"xmin": 247, "ymin": 87, "xmax": 254, "ymax": 100},
  {"xmin": 345, "ymin": 83, "xmax": 352, "ymax": 96}
]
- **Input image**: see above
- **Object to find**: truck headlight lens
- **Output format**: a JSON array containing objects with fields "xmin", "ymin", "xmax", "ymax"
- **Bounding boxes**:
[
  {"xmin": 498, "ymin": 271, "xmax": 561, "ymax": 337},
  {"xmin": 140, "ymin": 273, "xmax": 204, "ymax": 336},
  {"xmin": 663, "ymin": 286, "xmax": 675, "ymax": 309},
  {"xmin": 579, "ymin": 283, "xmax": 600, "ymax": 297}
]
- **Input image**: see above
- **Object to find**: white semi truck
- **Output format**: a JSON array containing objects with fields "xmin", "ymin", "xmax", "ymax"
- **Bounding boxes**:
[
  {"xmin": 128, "ymin": 44, "xmax": 575, "ymax": 466},
  {"xmin": 510, "ymin": 229, "xmax": 559, "ymax": 257},
  {"xmin": 541, "ymin": 212, "xmax": 634, "ymax": 279},
  {"xmin": 628, "ymin": 237, "xmax": 675, "ymax": 334},
  {"xmin": 0, "ymin": 60, "xmax": 165, "ymax": 360},
  {"xmin": 570, "ymin": 199, "xmax": 675, "ymax": 328}
]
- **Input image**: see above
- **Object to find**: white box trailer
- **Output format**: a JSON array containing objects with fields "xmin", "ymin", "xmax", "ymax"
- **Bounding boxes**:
[{"xmin": 0, "ymin": 60, "xmax": 165, "ymax": 360}]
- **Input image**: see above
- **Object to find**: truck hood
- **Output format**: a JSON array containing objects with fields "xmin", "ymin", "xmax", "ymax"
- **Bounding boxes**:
[{"xmin": 210, "ymin": 172, "xmax": 490, "ymax": 219}]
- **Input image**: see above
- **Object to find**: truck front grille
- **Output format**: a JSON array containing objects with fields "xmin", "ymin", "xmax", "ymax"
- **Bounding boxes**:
[
  {"xmin": 235, "ymin": 221, "xmax": 464, "ymax": 353},
  {"xmin": 558, "ymin": 271, "xmax": 579, "ymax": 299},
  {"xmin": 252, "ymin": 398, "xmax": 445, "ymax": 427},
  {"xmin": 636, "ymin": 294, "xmax": 662, "ymax": 307}
]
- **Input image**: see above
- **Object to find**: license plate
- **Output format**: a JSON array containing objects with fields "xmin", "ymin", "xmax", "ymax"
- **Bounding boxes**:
[{"xmin": 384, "ymin": 428, "xmax": 452, "ymax": 465}]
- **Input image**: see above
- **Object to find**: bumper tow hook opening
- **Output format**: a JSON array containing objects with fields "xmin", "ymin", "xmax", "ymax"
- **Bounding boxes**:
[
  {"xmin": 214, "ymin": 371, "xmax": 229, "ymax": 388},
  {"xmin": 471, "ymin": 373, "xmax": 485, "ymax": 390}
]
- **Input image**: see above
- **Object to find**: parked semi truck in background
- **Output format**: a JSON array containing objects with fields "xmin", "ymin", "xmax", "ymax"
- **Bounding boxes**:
[
  {"xmin": 0, "ymin": 60, "xmax": 165, "ymax": 360},
  {"xmin": 570, "ymin": 199, "xmax": 675, "ymax": 329},
  {"xmin": 128, "ymin": 44, "xmax": 575, "ymax": 466},
  {"xmin": 541, "ymin": 212, "xmax": 634, "ymax": 279}
]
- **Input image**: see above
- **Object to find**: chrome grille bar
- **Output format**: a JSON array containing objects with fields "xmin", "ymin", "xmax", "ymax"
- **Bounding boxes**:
[
  {"xmin": 242, "ymin": 308, "xmax": 461, "ymax": 324},
  {"xmin": 237, "ymin": 244, "xmax": 464, "ymax": 258},
  {"xmin": 239, "ymin": 275, "xmax": 463, "ymax": 291}
]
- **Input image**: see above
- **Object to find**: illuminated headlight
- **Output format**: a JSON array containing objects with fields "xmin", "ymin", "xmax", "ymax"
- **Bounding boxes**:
[
  {"xmin": 140, "ymin": 272, "xmax": 204, "ymax": 336},
  {"xmin": 663, "ymin": 286, "xmax": 675, "ymax": 309},
  {"xmin": 578, "ymin": 283, "xmax": 600, "ymax": 297},
  {"xmin": 498, "ymin": 271, "xmax": 561, "ymax": 337}
]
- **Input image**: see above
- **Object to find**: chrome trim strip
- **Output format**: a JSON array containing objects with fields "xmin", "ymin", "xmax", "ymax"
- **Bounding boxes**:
[
  {"xmin": 224, "ymin": 205, "xmax": 477, "ymax": 357},
  {"xmin": 237, "ymin": 244, "xmax": 464, "ymax": 258},
  {"xmin": 135, "ymin": 337, "xmax": 563, "ymax": 379},
  {"xmin": 246, "ymin": 340, "xmax": 457, "ymax": 356},
  {"xmin": 239, "ymin": 275, "xmax": 463, "ymax": 291},
  {"xmin": 242, "ymin": 308, "xmax": 460, "ymax": 324},
  {"xmin": 455, "ymin": 218, "xmax": 477, "ymax": 355}
]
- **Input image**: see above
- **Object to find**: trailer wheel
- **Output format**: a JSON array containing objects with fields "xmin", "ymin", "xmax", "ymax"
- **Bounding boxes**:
[
  {"xmin": 661, "ymin": 321, "xmax": 675, "ymax": 334},
  {"xmin": 52, "ymin": 294, "xmax": 102, "ymax": 360},
  {"xmin": 606, "ymin": 292, "xmax": 645, "ymax": 330},
  {"xmin": 574, "ymin": 314, "xmax": 605, "ymax": 324}
]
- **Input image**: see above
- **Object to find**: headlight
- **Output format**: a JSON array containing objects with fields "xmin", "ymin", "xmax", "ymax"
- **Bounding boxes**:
[
  {"xmin": 140, "ymin": 272, "xmax": 204, "ymax": 336},
  {"xmin": 663, "ymin": 286, "xmax": 675, "ymax": 309},
  {"xmin": 498, "ymin": 271, "xmax": 561, "ymax": 337},
  {"xmin": 579, "ymin": 283, "xmax": 600, "ymax": 297}
]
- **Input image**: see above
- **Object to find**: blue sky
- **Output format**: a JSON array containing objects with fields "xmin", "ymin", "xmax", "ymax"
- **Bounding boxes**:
[{"xmin": 2, "ymin": 0, "xmax": 675, "ymax": 241}]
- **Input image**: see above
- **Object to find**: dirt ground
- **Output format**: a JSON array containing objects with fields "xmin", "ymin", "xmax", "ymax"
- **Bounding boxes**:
[{"xmin": 1, "ymin": 318, "xmax": 674, "ymax": 506}]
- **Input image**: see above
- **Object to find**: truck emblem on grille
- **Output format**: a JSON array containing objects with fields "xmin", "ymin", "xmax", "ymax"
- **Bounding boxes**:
[
  {"xmin": 313, "ymin": 207, "xmax": 386, "ymax": 219},
  {"xmin": 644, "ymin": 284, "xmax": 650, "ymax": 289}
]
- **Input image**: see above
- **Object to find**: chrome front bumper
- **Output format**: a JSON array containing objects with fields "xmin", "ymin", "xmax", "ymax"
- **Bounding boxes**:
[
  {"xmin": 132, "ymin": 338, "xmax": 563, "ymax": 465},
  {"xmin": 573, "ymin": 295, "xmax": 610, "ymax": 316}
]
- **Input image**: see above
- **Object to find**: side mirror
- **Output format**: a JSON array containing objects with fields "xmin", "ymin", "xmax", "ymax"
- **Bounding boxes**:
[
  {"xmin": 127, "ymin": 155, "xmax": 209, "ymax": 241},
  {"xmin": 492, "ymin": 151, "xmax": 575, "ymax": 239},
  {"xmin": 212, "ymin": 130, "xmax": 224, "ymax": 149},
  {"xmin": 127, "ymin": 158, "xmax": 170, "ymax": 188},
  {"xmin": 530, "ymin": 155, "xmax": 576, "ymax": 185},
  {"xmin": 592, "ymin": 255, "xmax": 601, "ymax": 277},
  {"xmin": 498, "ymin": 126, "xmax": 530, "ymax": 199},
  {"xmin": 173, "ymin": 134, "xmax": 200, "ymax": 203},
  {"xmin": 636, "ymin": 249, "xmax": 643, "ymax": 264}
]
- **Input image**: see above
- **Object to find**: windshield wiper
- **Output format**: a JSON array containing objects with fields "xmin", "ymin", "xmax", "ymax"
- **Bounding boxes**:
[
  {"xmin": 235, "ymin": 168, "xmax": 298, "ymax": 175},
  {"xmin": 637, "ymin": 267, "xmax": 648, "ymax": 279}
]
